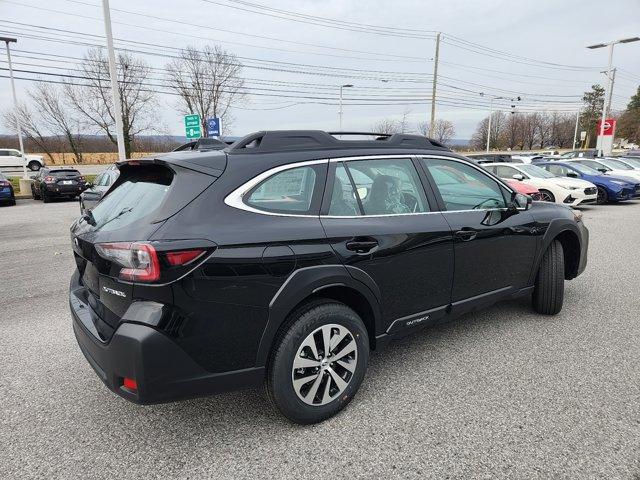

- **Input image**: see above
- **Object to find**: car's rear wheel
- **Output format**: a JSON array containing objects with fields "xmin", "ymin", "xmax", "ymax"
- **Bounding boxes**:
[
  {"xmin": 596, "ymin": 186, "xmax": 608, "ymax": 204},
  {"xmin": 42, "ymin": 190, "xmax": 50, "ymax": 203},
  {"xmin": 27, "ymin": 161, "xmax": 41, "ymax": 171},
  {"xmin": 539, "ymin": 189, "xmax": 555, "ymax": 203},
  {"xmin": 532, "ymin": 240, "xmax": 565, "ymax": 315},
  {"xmin": 266, "ymin": 300, "xmax": 369, "ymax": 424}
]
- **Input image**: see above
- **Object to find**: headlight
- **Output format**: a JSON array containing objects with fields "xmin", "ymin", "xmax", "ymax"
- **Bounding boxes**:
[{"xmin": 558, "ymin": 184, "xmax": 579, "ymax": 190}]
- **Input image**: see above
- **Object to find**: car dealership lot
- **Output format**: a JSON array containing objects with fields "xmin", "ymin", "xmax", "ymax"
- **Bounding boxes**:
[{"xmin": 0, "ymin": 199, "xmax": 638, "ymax": 479}]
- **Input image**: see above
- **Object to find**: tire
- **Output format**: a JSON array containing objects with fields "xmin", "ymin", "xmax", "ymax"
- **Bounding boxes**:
[
  {"xmin": 532, "ymin": 240, "xmax": 565, "ymax": 315},
  {"xmin": 27, "ymin": 161, "xmax": 41, "ymax": 171},
  {"xmin": 539, "ymin": 189, "xmax": 556, "ymax": 203},
  {"xmin": 9, "ymin": 197, "xmax": 16, "ymax": 206},
  {"xmin": 31, "ymin": 186, "xmax": 40, "ymax": 200},
  {"xmin": 266, "ymin": 299, "xmax": 369, "ymax": 424},
  {"xmin": 42, "ymin": 190, "xmax": 50, "ymax": 203},
  {"xmin": 596, "ymin": 186, "xmax": 608, "ymax": 204}
]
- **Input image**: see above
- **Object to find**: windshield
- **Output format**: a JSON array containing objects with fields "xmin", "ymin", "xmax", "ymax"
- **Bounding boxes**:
[
  {"xmin": 569, "ymin": 163, "xmax": 600, "ymax": 175},
  {"xmin": 51, "ymin": 170, "xmax": 81, "ymax": 177},
  {"xmin": 518, "ymin": 164, "xmax": 557, "ymax": 179},
  {"xmin": 90, "ymin": 166, "xmax": 173, "ymax": 233},
  {"xmin": 601, "ymin": 159, "xmax": 632, "ymax": 170}
]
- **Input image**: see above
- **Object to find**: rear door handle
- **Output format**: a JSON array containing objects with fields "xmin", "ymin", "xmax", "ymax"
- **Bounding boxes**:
[
  {"xmin": 454, "ymin": 229, "xmax": 478, "ymax": 242},
  {"xmin": 345, "ymin": 238, "xmax": 378, "ymax": 253}
]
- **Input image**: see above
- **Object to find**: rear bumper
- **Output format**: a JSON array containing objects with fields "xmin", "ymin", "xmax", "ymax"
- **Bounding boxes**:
[
  {"xmin": 69, "ymin": 273, "xmax": 264, "ymax": 404},
  {"xmin": 44, "ymin": 184, "xmax": 86, "ymax": 197}
]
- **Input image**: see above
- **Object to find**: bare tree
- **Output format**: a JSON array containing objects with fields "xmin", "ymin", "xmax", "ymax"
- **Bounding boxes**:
[
  {"xmin": 2, "ymin": 102, "xmax": 57, "ymax": 162},
  {"xmin": 29, "ymin": 83, "xmax": 84, "ymax": 163},
  {"xmin": 166, "ymin": 45, "xmax": 245, "ymax": 136},
  {"xmin": 501, "ymin": 114, "xmax": 522, "ymax": 149},
  {"xmin": 471, "ymin": 111, "xmax": 506, "ymax": 150},
  {"xmin": 64, "ymin": 48, "xmax": 157, "ymax": 157},
  {"xmin": 371, "ymin": 118, "xmax": 401, "ymax": 134},
  {"xmin": 419, "ymin": 119, "xmax": 455, "ymax": 144}
]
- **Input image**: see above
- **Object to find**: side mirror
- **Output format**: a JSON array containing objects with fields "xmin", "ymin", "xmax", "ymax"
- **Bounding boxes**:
[
  {"xmin": 512, "ymin": 173, "xmax": 524, "ymax": 181},
  {"xmin": 566, "ymin": 171, "xmax": 578, "ymax": 178},
  {"xmin": 511, "ymin": 192, "xmax": 532, "ymax": 211},
  {"xmin": 597, "ymin": 168, "xmax": 608, "ymax": 173}
]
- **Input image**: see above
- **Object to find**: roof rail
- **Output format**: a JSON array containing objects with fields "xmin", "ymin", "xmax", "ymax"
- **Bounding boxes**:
[{"xmin": 227, "ymin": 130, "xmax": 449, "ymax": 154}]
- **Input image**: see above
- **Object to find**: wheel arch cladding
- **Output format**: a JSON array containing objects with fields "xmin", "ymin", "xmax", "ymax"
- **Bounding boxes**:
[
  {"xmin": 554, "ymin": 229, "xmax": 581, "ymax": 280},
  {"xmin": 256, "ymin": 265, "xmax": 382, "ymax": 366}
]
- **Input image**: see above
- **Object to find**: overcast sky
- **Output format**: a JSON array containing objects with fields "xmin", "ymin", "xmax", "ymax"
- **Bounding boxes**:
[{"xmin": 1, "ymin": 0, "xmax": 639, "ymax": 140}]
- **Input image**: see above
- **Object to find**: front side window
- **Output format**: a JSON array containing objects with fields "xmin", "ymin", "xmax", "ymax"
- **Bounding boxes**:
[
  {"xmin": 334, "ymin": 157, "xmax": 428, "ymax": 215},
  {"xmin": 423, "ymin": 158, "xmax": 508, "ymax": 211},
  {"xmin": 246, "ymin": 166, "xmax": 318, "ymax": 214}
]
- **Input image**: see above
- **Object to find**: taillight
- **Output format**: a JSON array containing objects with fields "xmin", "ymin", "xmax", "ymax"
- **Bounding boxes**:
[
  {"xmin": 0, "ymin": 180, "xmax": 10, "ymax": 187},
  {"xmin": 79, "ymin": 176, "xmax": 85, "ymax": 182},
  {"xmin": 95, "ymin": 242, "xmax": 160, "ymax": 282},
  {"xmin": 165, "ymin": 250, "xmax": 205, "ymax": 266},
  {"xmin": 122, "ymin": 377, "xmax": 137, "ymax": 391},
  {"xmin": 44, "ymin": 176, "xmax": 55, "ymax": 183}
]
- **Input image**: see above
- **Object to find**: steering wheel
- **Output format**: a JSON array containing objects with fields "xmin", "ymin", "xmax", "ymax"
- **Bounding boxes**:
[{"xmin": 402, "ymin": 193, "xmax": 419, "ymax": 212}]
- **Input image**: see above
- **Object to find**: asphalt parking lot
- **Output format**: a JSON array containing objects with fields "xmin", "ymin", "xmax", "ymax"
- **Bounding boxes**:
[{"xmin": 0, "ymin": 199, "xmax": 638, "ymax": 479}]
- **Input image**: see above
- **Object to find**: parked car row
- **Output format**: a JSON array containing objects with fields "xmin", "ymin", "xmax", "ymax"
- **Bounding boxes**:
[{"xmin": 463, "ymin": 150, "xmax": 640, "ymax": 208}]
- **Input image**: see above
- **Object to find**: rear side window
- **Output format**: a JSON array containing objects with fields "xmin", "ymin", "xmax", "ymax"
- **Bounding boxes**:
[
  {"xmin": 247, "ymin": 166, "xmax": 318, "ymax": 214},
  {"xmin": 333, "ymin": 157, "xmax": 429, "ymax": 216},
  {"xmin": 90, "ymin": 166, "xmax": 173, "ymax": 232},
  {"xmin": 423, "ymin": 158, "xmax": 508, "ymax": 211}
]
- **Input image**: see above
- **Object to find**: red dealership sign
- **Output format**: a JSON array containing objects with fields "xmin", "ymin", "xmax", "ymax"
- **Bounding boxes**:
[{"xmin": 596, "ymin": 118, "xmax": 616, "ymax": 136}]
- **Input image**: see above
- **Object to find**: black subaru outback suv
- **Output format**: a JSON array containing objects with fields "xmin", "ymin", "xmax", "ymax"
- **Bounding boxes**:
[{"xmin": 69, "ymin": 131, "xmax": 588, "ymax": 424}]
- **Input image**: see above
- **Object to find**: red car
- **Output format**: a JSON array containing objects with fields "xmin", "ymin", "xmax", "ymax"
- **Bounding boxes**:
[{"xmin": 506, "ymin": 179, "xmax": 542, "ymax": 201}]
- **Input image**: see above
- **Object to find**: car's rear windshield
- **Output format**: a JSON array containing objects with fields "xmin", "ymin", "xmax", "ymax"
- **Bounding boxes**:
[
  {"xmin": 89, "ymin": 165, "xmax": 173, "ymax": 232},
  {"xmin": 51, "ymin": 170, "xmax": 81, "ymax": 176}
]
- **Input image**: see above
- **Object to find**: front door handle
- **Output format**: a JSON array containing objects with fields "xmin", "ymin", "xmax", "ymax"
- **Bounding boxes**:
[
  {"xmin": 454, "ymin": 229, "xmax": 478, "ymax": 242},
  {"xmin": 346, "ymin": 238, "xmax": 378, "ymax": 253}
]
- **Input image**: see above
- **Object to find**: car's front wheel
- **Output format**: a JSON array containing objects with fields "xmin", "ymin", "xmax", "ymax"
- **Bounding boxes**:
[
  {"xmin": 267, "ymin": 300, "xmax": 369, "ymax": 424},
  {"xmin": 539, "ymin": 189, "xmax": 555, "ymax": 203},
  {"xmin": 532, "ymin": 240, "xmax": 565, "ymax": 315},
  {"xmin": 596, "ymin": 186, "xmax": 608, "ymax": 204}
]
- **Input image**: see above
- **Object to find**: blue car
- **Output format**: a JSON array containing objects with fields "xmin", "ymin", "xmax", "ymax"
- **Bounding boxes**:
[
  {"xmin": 0, "ymin": 172, "xmax": 16, "ymax": 206},
  {"xmin": 537, "ymin": 161, "xmax": 639, "ymax": 204}
]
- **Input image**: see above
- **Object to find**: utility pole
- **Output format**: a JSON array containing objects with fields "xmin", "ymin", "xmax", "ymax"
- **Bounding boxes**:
[
  {"xmin": 606, "ymin": 67, "xmax": 617, "ymax": 116},
  {"xmin": 587, "ymin": 37, "xmax": 639, "ymax": 156},
  {"xmin": 101, "ymin": 0, "xmax": 127, "ymax": 161},
  {"xmin": 429, "ymin": 32, "xmax": 441, "ymax": 138},
  {"xmin": 572, "ymin": 109, "xmax": 580, "ymax": 149},
  {"xmin": 1, "ymin": 36, "xmax": 28, "ymax": 179}
]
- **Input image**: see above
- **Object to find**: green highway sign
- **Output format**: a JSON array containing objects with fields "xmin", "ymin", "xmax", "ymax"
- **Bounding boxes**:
[{"xmin": 184, "ymin": 114, "xmax": 202, "ymax": 139}]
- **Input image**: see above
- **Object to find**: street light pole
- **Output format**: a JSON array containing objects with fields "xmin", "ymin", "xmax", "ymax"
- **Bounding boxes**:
[
  {"xmin": 587, "ymin": 37, "xmax": 640, "ymax": 156},
  {"xmin": 486, "ymin": 96, "xmax": 494, "ymax": 153},
  {"xmin": 338, "ymin": 84, "xmax": 353, "ymax": 131},
  {"xmin": 1, "ymin": 36, "xmax": 28, "ymax": 179},
  {"xmin": 429, "ymin": 32, "xmax": 441, "ymax": 137},
  {"xmin": 572, "ymin": 109, "xmax": 580, "ymax": 149},
  {"xmin": 101, "ymin": 0, "xmax": 127, "ymax": 161}
]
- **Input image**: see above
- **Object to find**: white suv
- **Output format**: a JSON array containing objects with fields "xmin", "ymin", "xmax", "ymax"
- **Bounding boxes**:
[{"xmin": 0, "ymin": 149, "xmax": 45, "ymax": 171}]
